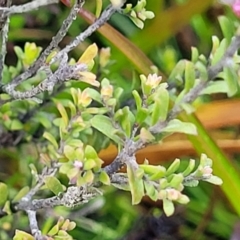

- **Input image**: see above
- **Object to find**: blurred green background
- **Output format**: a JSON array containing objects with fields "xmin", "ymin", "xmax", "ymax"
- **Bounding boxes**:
[{"xmin": 1, "ymin": 0, "xmax": 240, "ymax": 239}]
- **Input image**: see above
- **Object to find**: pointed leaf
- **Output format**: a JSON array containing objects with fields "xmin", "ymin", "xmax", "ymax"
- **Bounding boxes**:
[
  {"xmin": 57, "ymin": 103, "xmax": 69, "ymax": 127},
  {"xmin": 10, "ymin": 119, "xmax": 23, "ymax": 130},
  {"xmin": 45, "ymin": 176, "xmax": 64, "ymax": 195},
  {"xmin": 95, "ymin": 0, "xmax": 103, "ymax": 18},
  {"xmin": 43, "ymin": 132, "xmax": 58, "ymax": 149},
  {"xmin": 144, "ymin": 181, "xmax": 158, "ymax": 201},
  {"xmin": 84, "ymin": 159, "xmax": 97, "ymax": 170},
  {"xmin": 83, "ymin": 170, "xmax": 94, "ymax": 184},
  {"xmin": 204, "ymin": 175, "xmax": 223, "ymax": 185},
  {"xmin": 99, "ymin": 171, "xmax": 111, "ymax": 185},
  {"xmin": 78, "ymin": 43, "xmax": 98, "ymax": 65},
  {"xmin": 201, "ymin": 81, "xmax": 228, "ymax": 95},
  {"xmin": 184, "ymin": 61, "xmax": 195, "ymax": 92},
  {"xmin": 163, "ymin": 198, "xmax": 174, "ymax": 216},
  {"xmin": 224, "ymin": 67, "xmax": 239, "ymax": 97},
  {"xmin": 218, "ymin": 16, "xmax": 234, "ymax": 44},
  {"xmin": 211, "ymin": 38, "xmax": 227, "ymax": 65},
  {"xmin": 13, "ymin": 230, "xmax": 34, "ymax": 240},
  {"xmin": 166, "ymin": 159, "xmax": 180, "ymax": 176},
  {"xmin": 169, "ymin": 174, "xmax": 184, "ymax": 188},
  {"xmin": 127, "ymin": 164, "xmax": 144, "ymax": 204},
  {"xmin": 91, "ymin": 115, "xmax": 123, "ymax": 144},
  {"xmin": 85, "ymin": 145, "xmax": 98, "ymax": 160},
  {"xmin": 12, "ymin": 186, "xmax": 30, "ymax": 203},
  {"xmin": 0, "ymin": 183, "xmax": 8, "ymax": 206},
  {"xmin": 162, "ymin": 119, "xmax": 197, "ymax": 135},
  {"xmin": 182, "ymin": 159, "xmax": 195, "ymax": 177}
]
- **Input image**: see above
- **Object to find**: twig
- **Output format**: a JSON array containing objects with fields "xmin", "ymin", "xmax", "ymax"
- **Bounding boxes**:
[
  {"xmin": 0, "ymin": 0, "xmax": 11, "ymax": 85},
  {"xmin": 3, "ymin": 2, "xmax": 118, "ymax": 101},
  {"xmin": 0, "ymin": 0, "xmax": 58, "ymax": 17},
  {"xmin": 49, "ymin": 4, "xmax": 119, "ymax": 64},
  {"xmin": 9, "ymin": 0, "xmax": 84, "ymax": 88},
  {"xmin": 151, "ymin": 35, "xmax": 240, "ymax": 134},
  {"xmin": 104, "ymin": 34, "xmax": 240, "ymax": 175},
  {"xmin": 3, "ymin": 57, "xmax": 87, "ymax": 101},
  {"xmin": 27, "ymin": 210, "xmax": 46, "ymax": 240}
]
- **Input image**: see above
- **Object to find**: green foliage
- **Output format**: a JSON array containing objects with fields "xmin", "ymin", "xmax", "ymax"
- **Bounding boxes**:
[{"xmin": 1, "ymin": 0, "xmax": 240, "ymax": 239}]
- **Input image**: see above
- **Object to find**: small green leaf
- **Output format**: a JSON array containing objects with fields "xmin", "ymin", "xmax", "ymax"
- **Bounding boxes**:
[
  {"xmin": 169, "ymin": 174, "xmax": 184, "ymax": 188},
  {"xmin": 63, "ymin": 145, "xmax": 76, "ymax": 161},
  {"xmin": 195, "ymin": 61, "xmax": 208, "ymax": 81},
  {"xmin": 84, "ymin": 159, "xmax": 97, "ymax": 170},
  {"xmin": 70, "ymin": 88, "xmax": 78, "ymax": 105},
  {"xmin": 61, "ymin": 219, "xmax": 70, "ymax": 231},
  {"xmin": 191, "ymin": 47, "xmax": 199, "ymax": 63},
  {"xmin": 148, "ymin": 167, "xmax": 166, "ymax": 181},
  {"xmin": 68, "ymin": 101, "xmax": 77, "ymax": 117},
  {"xmin": 67, "ymin": 221, "xmax": 76, "ymax": 231},
  {"xmin": 151, "ymin": 99, "xmax": 162, "ymax": 125},
  {"xmin": 14, "ymin": 46, "xmax": 24, "ymax": 59},
  {"xmin": 130, "ymin": 17, "xmax": 144, "ymax": 29},
  {"xmin": 10, "ymin": 119, "xmax": 23, "ymax": 130},
  {"xmin": 78, "ymin": 43, "xmax": 98, "ymax": 66},
  {"xmin": 91, "ymin": 115, "xmax": 124, "ymax": 144},
  {"xmin": 13, "ymin": 230, "xmax": 34, "ymax": 240},
  {"xmin": 67, "ymin": 168, "xmax": 79, "ymax": 180},
  {"xmin": 114, "ymin": 107, "xmax": 135, "ymax": 137},
  {"xmin": 211, "ymin": 36, "xmax": 220, "ymax": 54},
  {"xmin": 85, "ymin": 145, "xmax": 98, "ymax": 160},
  {"xmin": 99, "ymin": 171, "xmax": 111, "ymax": 185},
  {"xmin": 182, "ymin": 159, "xmax": 195, "ymax": 177},
  {"xmin": 65, "ymin": 139, "xmax": 83, "ymax": 148},
  {"xmin": 177, "ymin": 194, "xmax": 190, "ymax": 204},
  {"xmin": 95, "ymin": 0, "xmax": 103, "ymax": 17},
  {"xmin": 12, "ymin": 186, "xmax": 29, "ymax": 202},
  {"xmin": 204, "ymin": 176, "xmax": 223, "ymax": 185},
  {"xmin": 200, "ymin": 81, "xmax": 228, "ymax": 95},
  {"xmin": 218, "ymin": 16, "xmax": 234, "ymax": 44},
  {"xmin": 139, "ymin": 128, "xmax": 155, "ymax": 142},
  {"xmin": 48, "ymin": 224, "xmax": 59, "ymax": 236},
  {"xmin": 168, "ymin": 60, "xmax": 185, "ymax": 83},
  {"xmin": 157, "ymin": 87, "xmax": 169, "ymax": 122},
  {"xmin": 127, "ymin": 164, "xmax": 144, "ymax": 204},
  {"xmin": 135, "ymin": 107, "xmax": 149, "ymax": 124},
  {"xmin": 224, "ymin": 67, "xmax": 239, "ymax": 97},
  {"xmin": 34, "ymin": 112, "xmax": 52, "ymax": 128},
  {"xmin": 57, "ymin": 103, "xmax": 69, "ymax": 127},
  {"xmin": 211, "ymin": 38, "xmax": 227, "ymax": 65},
  {"xmin": 85, "ymin": 88, "xmax": 102, "ymax": 103},
  {"xmin": 166, "ymin": 159, "xmax": 180, "ymax": 176},
  {"xmin": 0, "ymin": 183, "xmax": 8, "ymax": 206},
  {"xmin": 140, "ymin": 164, "xmax": 165, "ymax": 175},
  {"xmin": 163, "ymin": 198, "xmax": 175, "ymax": 216},
  {"xmin": 144, "ymin": 181, "xmax": 158, "ymax": 201},
  {"xmin": 184, "ymin": 61, "xmax": 195, "ymax": 92},
  {"xmin": 200, "ymin": 153, "xmax": 213, "ymax": 167},
  {"xmin": 24, "ymin": 42, "xmax": 42, "ymax": 66},
  {"xmin": 135, "ymin": 167, "xmax": 145, "ymax": 179},
  {"xmin": 43, "ymin": 132, "xmax": 58, "ymax": 149},
  {"xmin": 83, "ymin": 170, "xmax": 94, "ymax": 184},
  {"xmin": 162, "ymin": 119, "xmax": 197, "ymax": 135},
  {"xmin": 159, "ymin": 178, "xmax": 169, "ymax": 189},
  {"xmin": 45, "ymin": 176, "xmax": 64, "ymax": 195},
  {"xmin": 132, "ymin": 90, "xmax": 142, "ymax": 110}
]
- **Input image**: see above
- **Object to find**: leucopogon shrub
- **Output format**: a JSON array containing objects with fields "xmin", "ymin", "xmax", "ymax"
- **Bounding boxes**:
[{"xmin": 0, "ymin": 0, "xmax": 239, "ymax": 239}]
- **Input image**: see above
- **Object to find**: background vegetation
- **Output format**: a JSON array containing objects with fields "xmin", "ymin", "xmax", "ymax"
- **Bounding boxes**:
[{"xmin": 1, "ymin": 0, "xmax": 240, "ymax": 239}]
